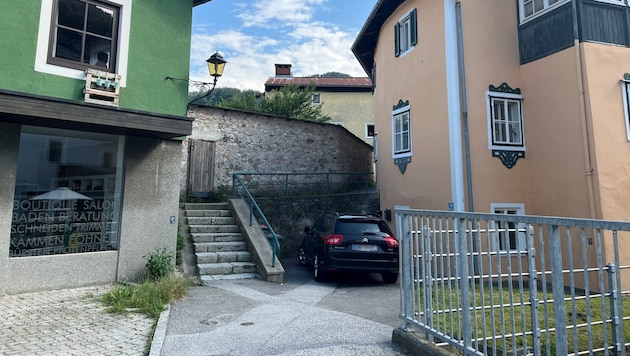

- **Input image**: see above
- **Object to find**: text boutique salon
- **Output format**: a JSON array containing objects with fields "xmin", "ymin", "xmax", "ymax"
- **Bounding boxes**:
[{"xmin": 10, "ymin": 126, "xmax": 123, "ymax": 258}]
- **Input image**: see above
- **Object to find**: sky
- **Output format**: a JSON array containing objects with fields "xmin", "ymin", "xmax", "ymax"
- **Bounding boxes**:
[{"xmin": 189, "ymin": 0, "xmax": 379, "ymax": 92}]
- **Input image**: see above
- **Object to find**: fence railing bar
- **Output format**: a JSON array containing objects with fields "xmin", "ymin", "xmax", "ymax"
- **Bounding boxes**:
[
  {"xmin": 612, "ymin": 230, "xmax": 626, "ymax": 356},
  {"xmin": 594, "ymin": 229, "xmax": 609, "ymax": 356}
]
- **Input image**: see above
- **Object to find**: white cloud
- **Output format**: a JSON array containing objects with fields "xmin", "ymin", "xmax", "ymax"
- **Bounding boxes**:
[
  {"xmin": 236, "ymin": 0, "xmax": 327, "ymax": 27},
  {"xmin": 189, "ymin": 0, "xmax": 367, "ymax": 92}
]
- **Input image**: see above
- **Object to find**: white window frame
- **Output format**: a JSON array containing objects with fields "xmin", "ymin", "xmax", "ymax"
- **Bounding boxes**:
[
  {"xmin": 312, "ymin": 93, "xmax": 321, "ymax": 105},
  {"xmin": 519, "ymin": 0, "xmax": 569, "ymax": 23},
  {"xmin": 365, "ymin": 123, "xmax": 375, "ymax": 139},
  {"xmin": 621, "ymin": 79, "xmax": 630, "ymax": 141},
  {"xmin": 35, "ymin": 0, "xmax": 131, "ymax": 87},
  {"xmin": 373, "ymin": 133, "xmax": 378, "ymax": 162},
  {"xmin": 486, "ymin": 91, "xmax": 525, "ymax": 151},
  {"xmin": 491, "ymin": 203, "xmax": 526, "ymax": 252},
  {"xmin": 394, "ymin": 9, "xmax": 417, "ymax": 58},
  {"xmin": 392, "ymin": 105, "xmax": 412, "ymax": 158}
]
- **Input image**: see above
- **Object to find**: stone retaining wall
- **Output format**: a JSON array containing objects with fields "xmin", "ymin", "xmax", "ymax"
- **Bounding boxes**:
[{"xmin": 181, "ymin": 106, "xmax": 374, "ymax": 196}]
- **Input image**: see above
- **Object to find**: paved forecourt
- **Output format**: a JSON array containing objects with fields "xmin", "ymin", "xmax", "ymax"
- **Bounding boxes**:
[{"xmin": 0, "ymin": 285, "xmax": 153, "ymax": 356}]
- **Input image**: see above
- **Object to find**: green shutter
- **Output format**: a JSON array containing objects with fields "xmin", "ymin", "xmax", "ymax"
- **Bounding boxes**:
[
  {"xmin": 410, "ymin": 8, "xmax": 418, "ymax": 46},
  {"xmin": 394, "ymin": 22, "xmax": 400, "ymax": 57}
]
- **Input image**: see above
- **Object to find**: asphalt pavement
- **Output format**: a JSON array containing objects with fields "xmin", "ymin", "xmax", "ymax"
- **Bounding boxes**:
[{"xmin": 152, "ymin": 258, "xmax": 408, "ymax": 356}]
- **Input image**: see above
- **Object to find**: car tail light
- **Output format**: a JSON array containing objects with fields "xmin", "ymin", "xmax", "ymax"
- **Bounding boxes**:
[
  {"xmin": 323, "ymin": 234, "xmax": 344, "ymax": 245},
  {"xmin": 385, "ymin": 235, "xmax": 399, "ymax": 248}
]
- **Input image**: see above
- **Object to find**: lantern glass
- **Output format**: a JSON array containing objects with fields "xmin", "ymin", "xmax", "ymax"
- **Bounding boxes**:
[{"xmin": 206, "ymin": 52, "xmax": 227, "ymax": 78}]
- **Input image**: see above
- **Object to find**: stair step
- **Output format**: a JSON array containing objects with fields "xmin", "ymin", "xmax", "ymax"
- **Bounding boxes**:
[
  {"xmin": 191, "ymin": 233, "xmax": 243, "ymax": 243},
  {"xmin": 185, "ymin": 209, "xmax": 232, "ymax": 217},
  {"xmin": 184, "ymin": 203, "xmax": 229, "ymax": 210},
  {"xmin": 190, "ymin": 225, "xmax": 241, "ymax": 233},
  {"xmin": 187, "ymin": 216, "xmax": 236, "ymax": 225},
  {"xmin": 193, "ymin": 241, "xmax": 248, "ymax": 253},
  {"xmin": 200, "ymin": 273, "xmax": 258, "ymax": 283},
  {"xmin": 198, "ymin": 262, "xmax": 257, "ymax": 275},
  {"xmin": 196, "ymin": 251, "xmax": 252, "ymax": 263}
]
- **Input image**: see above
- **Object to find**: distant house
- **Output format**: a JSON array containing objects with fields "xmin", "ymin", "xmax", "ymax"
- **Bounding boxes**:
[
  {"xmin": 0, "ymin": 0, "xmax": 208, "ymax": 294},
  {"xmin": 352, "ymin": 0, "xmax": 630, "ymax": 279},
  {"xmin": 264, "ymin": 64, "xmax": 375, "ymax": 144}
]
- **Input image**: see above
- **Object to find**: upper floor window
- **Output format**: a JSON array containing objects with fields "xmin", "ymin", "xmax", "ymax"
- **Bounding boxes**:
[
  {"xmin": 487, "ymin": 88, "xmax": 525, "ymax": 151},
  {"xmin": 392, "ymin": 104, "xmax": 411, "ymax": 158},
  {"xmin": 394, "ymin": 9, "xmax": 417, "ymax": 57},
  {"xmin": 48, "ymin": 0, "xmax": 119, "ymax": 72},
  {"xmin": 520, "ymin": 0, "xmax": 568, "ymax": 22}
]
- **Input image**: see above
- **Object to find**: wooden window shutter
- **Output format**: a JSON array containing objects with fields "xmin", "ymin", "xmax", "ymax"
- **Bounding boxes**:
[
  {"xmin": 394, "ymin": 22, "xmax": 400, "ymax": 57},
  {"xmin": 410, "ymin": 8, "xmax": 418, "ymax": 46}
]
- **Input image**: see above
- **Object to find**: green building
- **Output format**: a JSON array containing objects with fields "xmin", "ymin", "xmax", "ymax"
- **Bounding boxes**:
[{"xmin": 0, "ymin": 0, "xmax": 209, "ymax": 294}]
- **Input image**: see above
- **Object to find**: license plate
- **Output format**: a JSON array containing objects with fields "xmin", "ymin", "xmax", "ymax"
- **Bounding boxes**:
[{"xmin": 352, "ymin": 244, "xmax": 378, "ymax": 252}]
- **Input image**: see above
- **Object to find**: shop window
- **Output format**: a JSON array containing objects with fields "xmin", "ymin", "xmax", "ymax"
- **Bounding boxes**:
[{"xmin": 10, "ymin": 126, "xmax": 124, "ymax": 257}]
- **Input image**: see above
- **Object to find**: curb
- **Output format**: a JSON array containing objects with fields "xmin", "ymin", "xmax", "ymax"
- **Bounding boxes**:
[
  {"xmin": 391, "ymin": 327, "xmax": 457, "ymax": 355},
  {"xmin": 148, "ymin": 304, "xmax": 171, "ymax": 356}
]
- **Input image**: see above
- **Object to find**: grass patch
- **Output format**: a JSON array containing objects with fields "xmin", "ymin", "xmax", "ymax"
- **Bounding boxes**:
[
  {"xmin": 101, "ymin": 274, "xmax": 191, "ymax": 319},
  {"xmin": 416, "ymin": 284, "xmax": 630, "ymax": 354}
]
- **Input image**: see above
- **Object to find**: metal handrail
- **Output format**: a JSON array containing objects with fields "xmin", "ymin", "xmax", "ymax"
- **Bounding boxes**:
[
  {"xmin": 232, "ymin": 174, "xmax": 279, "ymax": 267},
  {"xmin": 233, "ymin": 171, "xmax": 373, "ymax": 196}
]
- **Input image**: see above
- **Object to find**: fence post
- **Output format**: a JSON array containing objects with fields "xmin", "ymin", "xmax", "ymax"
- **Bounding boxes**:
[
  {"xmin": 456, "ymin": 217, "xmax": 473, "ymax": 353},
  {"xmin": 422, "ymin": 223, "xmax": 434, "ymax": 342},
  {"xmin": 398, "ymin": 212, "xmax": 414, "ymax": 330},
  {"xmin": 526, "ymin": 225, "xmax": 541, "ymax": 356},
  {"xmin": 549, "ymin": 225, "xmax": 568, "ymax": 356},
  {"xmin": 607, "ymin": 263, "xmax": 623, "ymax": 355}
]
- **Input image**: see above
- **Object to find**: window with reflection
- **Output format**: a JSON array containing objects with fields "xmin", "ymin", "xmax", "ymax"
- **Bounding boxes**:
[
  {"xmin": 10, "ymin": 127, "xmax": 124, "ymax": 257},
  {"xmin": 48, "ymin": 0, "xmax": 119, "ymax": 71}
]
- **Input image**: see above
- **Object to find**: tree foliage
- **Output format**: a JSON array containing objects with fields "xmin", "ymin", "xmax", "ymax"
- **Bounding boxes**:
[
  {"xmin": 216, "ymin": 84, "xmax": 331, "ymax": 123},
  {"xmin": 309, "ymin": 72, "xmax": 351, "ymax": 78},
  {"xmin": 189, "ymin": 87, "xmax": 260, "ymax": 106}
]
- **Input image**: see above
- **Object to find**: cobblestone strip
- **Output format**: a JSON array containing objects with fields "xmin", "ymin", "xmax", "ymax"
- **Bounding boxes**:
[{"xmin": 0, "ymin": 285, "xmax": 154, "ymax": 356}]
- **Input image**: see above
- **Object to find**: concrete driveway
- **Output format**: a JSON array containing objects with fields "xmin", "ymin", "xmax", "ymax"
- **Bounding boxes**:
[{"xmin": 155, "ymin": 258, "xmax": 406, "ymax": 355}]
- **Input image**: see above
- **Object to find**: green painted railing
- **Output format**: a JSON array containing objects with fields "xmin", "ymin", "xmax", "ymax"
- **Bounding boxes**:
[
  {"xmin": 231, "ymin": 172, "xmax": 375, "ymax": 268},
  {"xmin": 231, "ymin": 174, "xmax": 280, "ymax": 267}
]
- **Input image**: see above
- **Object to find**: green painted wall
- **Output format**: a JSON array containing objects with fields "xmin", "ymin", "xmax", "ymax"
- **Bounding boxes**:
[{"xmin": 0, "ymin": 0, "xmax": 192, "ymax": 117}]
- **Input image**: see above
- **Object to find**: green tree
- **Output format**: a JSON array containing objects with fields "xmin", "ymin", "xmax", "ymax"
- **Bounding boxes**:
[
  {"xmin": 217, "ymin": 84, "xmax": 331, "ymax": 123},
  {"xmin": 188, "ymin": 87, "xmax": 259, "ymax": 106},
  {"xmin": 309, "ymin": 72, "xmax": 351, "ymax": 78}
]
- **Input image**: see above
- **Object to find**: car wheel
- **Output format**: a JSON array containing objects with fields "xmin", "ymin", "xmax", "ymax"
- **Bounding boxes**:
[
  {"xmin": 381, "ymin": 272, "xmax": 398, "ymax": 284},
  {"xmin": 313, "ymin": 254, "xmax": 327, "ymax": 282},
  {"xmin": 298, "ymin": 244, "xmax": 307, "ymax": 267}
]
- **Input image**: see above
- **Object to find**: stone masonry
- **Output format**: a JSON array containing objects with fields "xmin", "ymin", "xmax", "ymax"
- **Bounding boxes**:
[{"xmin": 181, "ymin": 105, "xmax": 374, "ymax": 196}]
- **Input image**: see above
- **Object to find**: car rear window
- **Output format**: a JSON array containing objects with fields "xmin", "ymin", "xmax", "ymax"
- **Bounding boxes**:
[{"xmin": 335, "ymin": 221, "xmax": 390, "ymax": 235}]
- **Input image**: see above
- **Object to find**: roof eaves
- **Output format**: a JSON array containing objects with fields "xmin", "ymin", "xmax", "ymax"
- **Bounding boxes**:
[
  {"xmin": 193, "ymin": 0, "xmax": 213, "ymax": 7},
  {"xmin": 351, "ymin": 0, "xmax": 405, "ymax": 77}
]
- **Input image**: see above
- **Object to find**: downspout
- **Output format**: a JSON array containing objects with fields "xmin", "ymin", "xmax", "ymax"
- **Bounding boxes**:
[
  {"xmin": 571, "ymin": 0, "xmax": 597, "ymax": 219},
  {"xmin": 456, "ymin": 0, "xmax": 473, "ymax": 212},
  {"xmin": 445, "ymin": 0, "xmax": 465, "ymax": 212}
]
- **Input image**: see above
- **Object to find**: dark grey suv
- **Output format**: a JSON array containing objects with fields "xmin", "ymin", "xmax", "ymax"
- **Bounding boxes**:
[{"xmin": 298, "ymin": 213, "xmax": 399, "ymax": 283}]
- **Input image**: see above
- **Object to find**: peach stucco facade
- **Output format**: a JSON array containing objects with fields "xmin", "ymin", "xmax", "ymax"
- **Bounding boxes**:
[
  {"xmin": 372, "ymin": 0, "xmax": 630, "ymax": 222},
  {"xmin": 359, "ymin": 0, "xmax": 630, "ymax": 287}
]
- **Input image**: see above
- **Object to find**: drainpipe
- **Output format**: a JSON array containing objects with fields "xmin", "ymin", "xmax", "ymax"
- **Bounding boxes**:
[
  {"xmin": 445, "ymin": 0, "xmax": 465, "ymax": 212},
  {"xmin": 571, "ymin": 0, "xmax": 597, "ymax": 219},
  {"xmin": 456, "ymin": 0, "xmax": 473, "ymax": 213}
]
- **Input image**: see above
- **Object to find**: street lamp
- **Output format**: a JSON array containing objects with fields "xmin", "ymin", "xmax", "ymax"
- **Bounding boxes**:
[{"xmin": 165, "ymin": 51, "xmax": 227, "ymax": 104}]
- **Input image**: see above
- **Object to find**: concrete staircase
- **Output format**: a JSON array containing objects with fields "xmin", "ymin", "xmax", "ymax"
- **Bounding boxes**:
[{"xmin": 184, "ymin": 202, "xmax": 257, "ymax": 282}]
